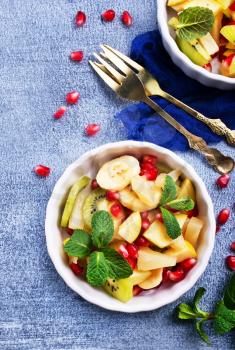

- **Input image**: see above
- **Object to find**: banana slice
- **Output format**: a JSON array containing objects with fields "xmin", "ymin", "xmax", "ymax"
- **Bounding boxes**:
[
  {"xmin": 119, "ymin": 187, "xmax": 155, "ymax": 212},
  {"xmin": 96, "ymin": 156, "xmax": 140, "ymax": 191},
  {"xmin": 131, "ymin": 175, "xmax": 161, "ymax": 207}
]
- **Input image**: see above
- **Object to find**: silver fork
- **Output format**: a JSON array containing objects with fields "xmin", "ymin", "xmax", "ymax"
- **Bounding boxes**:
[
  {"xmin": 99, "ymin": 44, "xmax": 235, "ymax": 147},
  {"xmin": 89, "ymin": 54, "xmax": 234, "ymax": 174}
]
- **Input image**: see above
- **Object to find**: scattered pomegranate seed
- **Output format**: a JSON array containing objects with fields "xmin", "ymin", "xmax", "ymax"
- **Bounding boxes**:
[
  {"xmin": 155, "ymin": 212, "xmax": 163, "ymax": 223},
  {"xmin": 54, "ymin": 106, "xmax": 67, "ymax": 119},
  {"xmin": 67, "ymin": 227, "xmax": 74, "ymax": 235},
  {"xmin": 126, "ymin": 243, "xmax": 138, "ymax": 259},
  {"xmin": 66, "ymin": 91, "xmax": 80, "ymax": 104},
  {"xmin": 70, "ymin": 262, "xmax": 83, "ymax": 276},
  {"xmin": 118, "ymin": 244, "xmax": 129, "ymax": 258},
  {"xmin": 110, "ymin": 202, "xmax": 122, "ymax": 217},
  {"xmin": 127, "ymin": 257, "xmax": 137, "ymax": 270},
  {"xmin": 162, "ymin": 268, "xmax": 171, "ymax": 283},
  {"xmin": 226, "ymin": 256, "xmax": 235, "ymax": 271},
  {"xmin": 168, "ymin": 268, "xmax": 185, "ymax": 282},
  {"xmin": 217, "ymin": 208, "xmax": 230, "ymax": 225},
  {"xmin": 142, "ymin": 155, "xmax": 157, "ymax": 165},
  {"xmin": 85, "ymin": 123, "xmax": 100, "ymax": 136},
  {"xmin": 230, "ymin": 242, "xmax": 235, "ymax": 251},
  {"xmin": 91, "ymin": 179, "xmax": 99, "ymax": 190},
  {"xmin": 141, "ymin": 218, "xmax": 151, "ymax": 231},
  {"xmin": 121, "ymin": 11, "xmax": 133, "ymax": 27},
  {"xmin": 140, "ymin": 167, "xmax": 158, "ymax": 181},
  {"xmin": 75, "ymin": 11, "xmax": 86, "ymax": 27},
  {"xmin": 203, "ymin": 63, "xmax": 212, "ymax": 72},
  {"xmin": 106, "ymin": 190, "xmax": 120, "ymax": 201},
  {"xmin": 216, "ymin": 174, "xmax": 230, "ymax": 188},
  {"xmin": 101, "ymin": 9, "xmax": 115, "ymax": 22},
  {"xmin": 135, "ymin": 236, "xmax": 150, "ymax": 247},
  {"xmin": 216, "ymin": 225, "xmax": 221, "ymax": 234},
  {"xmin": 140, "ymin": 211, "xmax": 148, "ymax": 219},
  {"xmin": 186, "ymin": 206, "xmax": 198, "ymax": 218},
  {"xmin": 179, "ymin": 258, "xmax": 197, "ymax": 272},
  {"xmin": 70, "ymin": 51, "xmax": 84, "ymax": 62},
  {"xmin": 133, "ymin": 285, "xmax": 143, "ymax": 296},
  {"xmin": 34, "ymin": 164, "xmax": 51, "ymax": 177}
]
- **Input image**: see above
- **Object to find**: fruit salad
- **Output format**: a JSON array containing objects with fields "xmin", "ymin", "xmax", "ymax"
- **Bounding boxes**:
[
  {"xmin": 61, "ymin": 154, "xmax": 204, "ymax": 303},
  {"xmin": 167, "ymin": 0, "xmax": 235, "ymax": 77}
]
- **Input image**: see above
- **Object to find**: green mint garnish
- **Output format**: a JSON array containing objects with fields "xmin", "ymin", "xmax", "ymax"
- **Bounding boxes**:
[
  {"xmin": 195, "ymin": 320, "xmax": 210, "ymax": 345},
  {"xmin": 64, "ymin": 229, "xmax": 92, "ymax": 258},
  {"xmin": 224, "ymin": 274, "xmax": 235, "ymax": 310},
  {"xmin": 167, "ymin": 197, "xmax": 194, "ymax": 211},
  {"xmin": 86, "ymin": 251, "xmax": 109, "ymax": 286},
  {"xmin": 160, "ymin": 175, "xmax": 177, "ymax": 206},
  {"xmin": 213, "ymin": 301, "xmax": 235, "ymax": 335},
  {"xmin": 91, "ymin": 210, "xmax": 114, "ymax": 249},
  {"xmin": 176, "ymin": 7, "xmax": 215, "ymax": 42},
  {"xmin": 160, "ymin": 207, "xmax": 181, "ymax": 239},
  {"xmin": 102, "ymin": 247, "xmax": 133, "ymax": 279}
]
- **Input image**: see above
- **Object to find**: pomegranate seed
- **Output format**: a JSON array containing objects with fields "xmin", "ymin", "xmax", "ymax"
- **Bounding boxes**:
[
  {"xmin": 106, "ymin": 190, "xmax": 120, "ymax": 201},
  {"xmin": 67, "ymin": 227, "xmax": 74, "ymax": 235},
  {"xmin": 140, "ymin": 167, "xmax": 158, "ymax": 181},
  {"xmin": 135, "ymin": 236, "xmax": 150, "ymax": 247},
  {"xmin": 203, "ymin": 63, "xmax": 212, "ymax": 72},
  {"xmin": 91, "ymin": 179, "xmax": 99, "ymax": 190},
  {"xmin": 142, "ymin": 155, "xmax": 157, "ymax": 165},
  {"xmin": 127, "ymin": 257, "xmax": 137, "ymax": 270},
  {"xmin": 110, "ymin": 202, "xmax": 122, "ymax": 217},
  {"xmin": 226, "ymin": 256, "xmax": 235, "ymax": 271},
  {"xmin": 186, "ymin": 206, "xmax": 198, "ymax": 218},
  {"xmin": 216, "ymin": 225, "xmax": 221, "ymax": 234},
  {"xmin": 217, "ymin": 208, "xmax": 230, "ymax": 225},
  {"xmin": 168, "ymin": 268, "xmax": 185, "ymax": 282},
  {"xmin": 118, "ymin": 244, "xmax": 129, "ymax": 258},
  {"xmin": 141, "ymin": 162, "xmax": 155, "ymax": 171},
  {"xmin": 101, "ymin": 9, "xmax": 115, "ymax": 22},
  {"xmin": 75, "ymin": 11, "xmax": 86, "ymax": 27},
  {"xmin": 121, "ymin": 11, "xmax": 133, "ymax": 27},
  {"xmin": 223, "ymin": 54, "xmax": 235, "ymax": 67},
  {"xmin": 54, "ymin": 106, "xmax": 67, "ymax": 119},
  {"xmin": 155, "ymin": 213, "xmax": 163, "ymax": 223},
  {"xmin": 70, "ymin": 262, "xmax": 83, "ymax": 276},
  {"xmin": 133, "ymin": 285, "xmax": 143, "ymax": 296},
  {"xmin": 34, "ymin": 164, "xmax": 51, "ymax": 177},
  {"xmin": 141, "ymin": 218, "xmax": 150, "ymax": 231},
  {"xmin": 126, "ymin": 243, "xmax": 138, "ymax": 259},
  {"xmin": 70, "ymin": 51, "xmax": 84, "ymax": 62},
  {"xmin": 140, "ymin": 211, "xmax": 148, "ymax": 219},
  {"xmin": 216, "ymin": 174, "xmax": 230, "ymax": 188},
  {"xmin": 179, "ymin": 258, "xmax": 197, "ymax": 272},
  {"xmin": 66, "ymin": 91, "xmax": 80, "ymax": 104},
  {"xmin": 85, "ymin": 123, "xmax": 100, "ymax": 136},
  {"xmin": 162, "ymin": 268, "xmax": 171, "ymax": 283},
  {"xmin": 229, "ymin": 2, "xmax": 235, "ymax": 11},
  {"xmin": 230, "ymin": 242, "xmax": 235, "ymax": 251}
]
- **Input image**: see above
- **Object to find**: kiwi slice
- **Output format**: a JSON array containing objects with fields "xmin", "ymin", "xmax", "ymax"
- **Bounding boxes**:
[
  {"xmin": 103, "ymin": 278, "xmax": 133, "ymax": 302},
  {"xmin": 82, "ymin": 188, "xmax": 106, "ymax": 229}
]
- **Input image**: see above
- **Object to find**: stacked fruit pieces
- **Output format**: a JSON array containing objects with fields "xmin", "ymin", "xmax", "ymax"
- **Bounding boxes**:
[
  {"xmin": 168, "ymin": 0, "xmax": 235, "ymax": 77},
  {"xmin": 61, "ymin": 154, "xmax": 204, "ymax": 303}
]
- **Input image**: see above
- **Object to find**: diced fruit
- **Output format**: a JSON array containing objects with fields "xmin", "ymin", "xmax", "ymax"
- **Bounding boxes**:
[
  {"xmin": 179, "ymin": 258, "xmax": 197, "ymax": 272},
  {"xmin": 155, "ymin": 173, "xmax": 167, "ymax": 188},
  {"xmin": 168, "ymin": 267, "xmax": 185, "ymax": 282},
  {"xmin": 168, "ymin": 169, "xmax": 181, "ymax": 182},
  {"xmin": 203, "ymin": 62, "xmax": 212, "ymax": 72},
  {"xmin": 176, "ymin": 36, "xmax": 210, "ymax": 66},
  {"xmin": 119, "ymin": 187, "xmax": 155, "ymax": 211},
  {"xmin": 91, "ymin": 179, "xmax": 99, "ymax": 190},
  {"xmin": 184, "ymin": 216, "xmax": 203, "ymax": 247},
  {"xmin": 179, "ymin": 0, "xmax": 222, "ymax": 15},
  {"xmin": 162, "ymin": 268, "xmax": 171, "ymax": 283},
  {"xmin": 82, "ymin": 188, "xmax": 106, "ymax": 229},
  {"xmin": 118, "ymin": 244, "xmax": 129, "ymax": 258},
  {"xmin": 165, "ymin": 240, "xmax": 197, "ymax": 263},
  {"xmin": 137, "ymin": 247, "xmax": 177, "ymax": 271},
  {"xmin": 61, "ymin": 176, "xmax": 90, "ymax": 228},
  {"xmin": 118, "ymin": 212, "xmax": 141, "ymax": 243},
  {"xmin": 69, "ymin": 183, "xmax": 91, "ymax": 229},
  {"xmin": 121, "ymin": 11, "xmax": 133, "ymax": 27},
  {"xmin": 135, "ymin": 236, "xmax": 150, "ymax": 247},
  {"xmin": 211, "ymin": 11, "xmax": 223, "ymax": 44},
  {"xmin": 217, "ymin": 208, "xmax": 230, "ymax": 224},
  {"xmin": 226, "ymin": 256, "xmax": 235, "ymax": 270},
  {"xmin": 216, "ymin": 174, "xmax": 230, "ymax": 188},
  {"xmin": 85, "ymin": 124, "xmax": 100, "ymax": 136},
  {"xmin": 199, "ymin": 33, "xmax": 219, "ymax": 55},
  {"xmin": 104, "ymin": 278, "xmax": 133, "ymax": 302},
  {"xmin": 139, "ymin": 268, "xmax": 163, "ymax": 289},
  {"xmin": 126, "ymin": 257, "xmax": 137, "ymax": 270},
  {"xmin": 75, "ymin": 11, "xmax": 86, "ymax": 27},
  {"xmin": 167, "ymin": 0, "xmax": 186, "ymax": 7},
  {"xmin": 177, "ymin": 178, "xmax": 196, "ymax": 202},
  {"xmin": 221, "ymin": 24, "xmax": 235, "ymax": 43},
  {"xmin": 142, "ymin": 155, "xmax": 158, "ymax": 165},
  {"xmin": 96, "ymin": 156, "xmax": 140, "ymax": 191},
  {"xmin": 129, "ymin": 269, "xmax": 151, "ymax": 285},
  {"xmin": 34, "ymin": 164, "xmax": 51, "ymax": 177},
  {"xmin": 131, "ymin": 175, "xmax": 161, "ymax": 207},
  {"xmin": 101, "ymin": 9, "xmax": 115, "ymax": 22},
  {"xmin": 155, "ymin": 212, "xmax": 163, "ymax": 222},
  {"xmin": 140, "ymin": 167, "xmax": 158, "ymax": 181}
]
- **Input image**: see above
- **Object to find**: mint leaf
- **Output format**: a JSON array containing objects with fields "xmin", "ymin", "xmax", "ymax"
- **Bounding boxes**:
[
  {"xmin": 102, "ymin": 247, "xmax": 133, "ymax": 280},
  {"xmin": 91, "ymin": 211, "xmax": 114, "ymax": 249},
  {"xmin": 224, "ymin": 274, "xmax": 235, "ymax": 310},
  {"xmin": 193, "ymin": 287, "xmax": 209, "ymax": 318},
  {"xmin": 167, "ymin": 197, "xmax": 195, "ymax": 211},
  {"xmin": 176, "ymin": 7, "xmax": 215, "ymax": 41},
  {"xmin": 213, "ymin": 301, "xmax": 235, "ymax": 334},
  {"xmin": 160, "ymin": 175, "xmax": 177, "ymax": 206},
  {"xmin": 178, "ymin": 304, "xmax": 197, "ymax": 319},
  {"xmin": 160, "ymin": 207, "xmax": 181, "ymax": 239},
  {"xmin": 64, "ymin": 229, "xmax": 92, "ymax": 258},
  {"xmin": 86, "ymin": 251, "xmax": 109, "ymax": 286},
  {"xmin": 195, "ymin": 320, "xmax": 210, "ymax": 345}
]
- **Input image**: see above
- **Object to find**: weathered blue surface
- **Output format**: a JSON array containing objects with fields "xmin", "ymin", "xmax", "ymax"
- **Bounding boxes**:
[{"xmin": 0, "ymin": 1, "xmax": 234, "ymax": 349}]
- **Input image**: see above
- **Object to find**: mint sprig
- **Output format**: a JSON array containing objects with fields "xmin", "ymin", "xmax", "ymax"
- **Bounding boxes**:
[
  {"xmin": 167, "ymin": 197, "xmax": 194, "ymax": 211},
  {"xmin": 86, "ymin": 251, "xmax": 109, "ymax": 286},
  {"xmin": 102, "ymin": 247, "xmax": 133, "ymax": 279},
  {"xmin": 160, "ymin": 207, "xmax": 181, "ymax": 239},
  {"xmin": 91, "ymin": 211, "xmax": 114, "ymax": 249},
  {"xmin": 176, "ymin": 7, "xmax": 215, "ymax": 42},
  {"xmin": 64, "ymin": 229, "xmax": 92, "ymax": 258},
  {"xmin": 160, "ymin": 175, "xmax": 177, "ymax": 206}
]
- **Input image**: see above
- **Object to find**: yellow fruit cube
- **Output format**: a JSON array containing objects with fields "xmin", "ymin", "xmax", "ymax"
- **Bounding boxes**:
[{"xmin": 165, "ymin": 240, "xmax": 197, "ymax": 263}]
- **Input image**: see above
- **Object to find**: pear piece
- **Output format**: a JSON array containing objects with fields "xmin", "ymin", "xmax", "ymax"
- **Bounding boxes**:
[
  {"xmin": 221, "ymin": 25, "xmax": 235, "ymax": 44},
  {"xmin": 165, "ymin": 240, "xmax": 197, "ymax": 263},
  {"xmin": 139, "ymin": 268, "xmax": 163, "ymax": 290},
  {"xmin": 184, "ymin": 216, "xmax": 203, "ymax": 247},
  {"xmin": 118, "ymin": 212, "xmax": 141, "ymax": 243},
  {"xmin": 131, "ymin": 175, "xmax": 161, "ymax": 207},
  {"xmin": 129, "ymin": 269, "xmax": 152, "ymax": 285},
  {"xmin": 119, "ymin": 187, "xmax": 155, "ymax": 211},
  {"xmin": 177, "ymin": 178, "xmax": 196, "ymax": 202},
  {"xmin": 137, "ymin": 247, "xmax": 177, "ymax": 271},
  {"xmin": 69, "ymin": 184, "xmax": 91, "ymax": 229}
]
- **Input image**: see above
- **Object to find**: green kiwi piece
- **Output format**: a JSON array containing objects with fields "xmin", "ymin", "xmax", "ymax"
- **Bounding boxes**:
[
  {"xmin": 103, "ymin": 278, "xmax": 133, "ymax": 302},
  {"xmin": 82, "ymin": 188, "xmax": 106, "ymax": 229}
]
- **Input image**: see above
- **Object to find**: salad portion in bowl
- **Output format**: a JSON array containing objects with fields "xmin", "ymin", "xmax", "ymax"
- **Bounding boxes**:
[{"xmin": 61, "ymin": 153, "xmax": 203, "ymax": 303}]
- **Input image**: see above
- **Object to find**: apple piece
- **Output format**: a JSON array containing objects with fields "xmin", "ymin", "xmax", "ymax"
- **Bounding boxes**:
[
  {"xmin": 118, "ymin": 212, "xmax": 141, "ymax": 243},
  {"xmin": 184, "ymin": 217, "xmax": 203, "ymax": 247},
  {"xmin": 176, "ymin": 36, "xmax": 210, "ymax": 67},
  {"xmin": 139, "ymin": 268, "xmax": 163, "ymax": 289},
  {"xmin": 194, "ymin": 42, "xmax": 212, "ymax": 61},
  {"xmin": 155, "ymin": 173, "xmax": 167, "ymax": 188},
  {"xmin": 137, "ymin": 247, "xmax": 177, "ymax": 271},
  {"xmin": 165, "ymin": 240, "xmax": 197, "ymax": 263},
  {"xmin": 180, "ymin": 0, "xmax": 222, "ymax": 15},
  {"xmin": 167, "ymin": 0, "xmax": 187, "ymax": 6},
  {"xmin": 177, "ymin": 178, "xmax": 196, "ymax": 202},
  {"xmin": 119, "ymin": 187, "xmax": 155, "ymax": 211},
  {"xmin": 69, "ymin": 185, "xmax": 91, "ymax": 229},
  {"xmin": 199, "ymin": 33, "xmax": 219, "ymax": 55},
  {"xmin": 211, "ymin": 11, "xmax": 223, "ymax": 44},
  {"xmin": 221, "ymin": 25, "xmax": 235, "ymax": 43},
  {"xmin": 129, "ymin": 269, "xmax": 152, "ymax": 285},
  {"xmin": 131, "ymin": 175, "xmax": 161, "ymax": 207}
]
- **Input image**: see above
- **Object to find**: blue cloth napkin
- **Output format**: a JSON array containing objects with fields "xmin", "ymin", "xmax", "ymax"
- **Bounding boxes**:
[{"xmin": 116, "ymin": 30, "xmax": 235, "ymax": 151}]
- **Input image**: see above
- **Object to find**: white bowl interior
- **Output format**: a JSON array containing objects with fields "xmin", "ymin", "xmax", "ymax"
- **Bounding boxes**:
[{"xmin": 45, "ymin": 141, "xmax": 215, "ymax": 312}]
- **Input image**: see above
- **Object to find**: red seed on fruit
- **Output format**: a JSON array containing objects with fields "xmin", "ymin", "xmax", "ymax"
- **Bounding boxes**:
[
  {"xmin": 179, "ymin": 258, "xmax": 197, "ymax": 272},
  {"xmin": 135, "ymin": 236, "xmax": 150, "ymax": 247},
  {"xmin": 66, "ymin": 91, "xmax": 80, "ymax": 104},
  {"xmin": 141, "ymin": 162, "xmax": 155, "ymax": 171},
  {"xmin": 121, "ymin": 11, "xmax": 133, "ymax": 27},
  {"xmin": 91, "ymin": 179, "xmax": 99, "ymax": 190},
  {"xmin": 140, "ymin": 211, "xmax": 148, "ymax": 219},
  {"xmin": 75, "ymin": 11, "xmax": 86, "ymax": 27},
  {"xmin": 70, "ymin": 262, "xmax": 83, "ymax": 276},
  {"xmin": 85, "ymin": 123, "xmax": 100, "ymax": 136},
  {"xmin": 226, "ymin": 256, "xmax": 235, "ymax": 271},
  {"xmin": 155, "ymin": 212, "xmax": 163, "ymax": 223},
  {"xmin": 101, "ymin": 9, "xmax": 115, "ymax": 22},
  {"xmin": 133, "ymin": 285, "xmax": 143, "ymax": 296},
  {"xmin": 223, "ymin": 54, "xmax": 235, "ymax": 67},
  {"xmin": 34, "ymin": 164, "xmax": 51, "ymax": 177},
  {"xmin": 67, "ymin": 227, "xmax": 74, "ymax": 236},
  {"xmin": 110, "ymin": 202, "xmax": 122, "ymax": 217},
  {"xmin": 126, "ymin": 244, "xmax": 138, "ymax": 259},
  {"xmin": 140, "ymin": 167, "xmax": 158, "ymax": 181},
  {"xmin": 186, "ymin": 206, "xmax": 198, "ymax": 218},
  {"xmin": 217, "ymin": 208, "xmax": 230, "ymax": 225},
  {"xmin": 216, "ymin": 174, "xmax": 230, "ymax": 188},
  {"xmin": 142, "ymin": 155, "xmax": 157, "ymax": 165},
  {"xmin": 127, "ymin": 257, "xmax": 137, "ymax": 270},
  {"xmin": 162, "ymin": 268, "xmax": 171, "ymax": 283},
  {"xmin": 54, "ymin": 106, "xmax": 67, "ymax": 119},
  {"xmin": 229, "ymin": 2, "xmax": 235, "ymax": 11},
  {"xmin": 118, "ymin": 244, "xmax": 129, "ymax": 258},
  {"xmin": 106, "ymin": 190, "xmax": 120, "ymax": 201},
  {"xmin": 141, "ymin": 218, "xmax": 150, "ymax": 231},
  {"xmin": 70, "ymin": 51, "xmax": 84, "ymax": 62},
  {"xmin": 168, "ymin": 268, "xmax": 185, "ymax": 282},
  {"xmin": 230, "ymin": 242, "xmax": 235, "ymax": 251},
  {"xmin": 203, "ymin": 63, "xmax": 212, "ymax": 72}
]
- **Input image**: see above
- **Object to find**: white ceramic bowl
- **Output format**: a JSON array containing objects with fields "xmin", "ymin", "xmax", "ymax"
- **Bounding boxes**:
[
  {"xmin": 45, "ymin": 141, "xmax": 215, "ymax": 313},
  {"xmin": 157, "ymin": 1, "xmax": 235, "ymax": 90}
]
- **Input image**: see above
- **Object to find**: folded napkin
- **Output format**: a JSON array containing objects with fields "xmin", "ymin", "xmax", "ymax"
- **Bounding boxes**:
[{"xmin": 116, "ymin": 30, "xmax": 235, "ymax": 151}]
